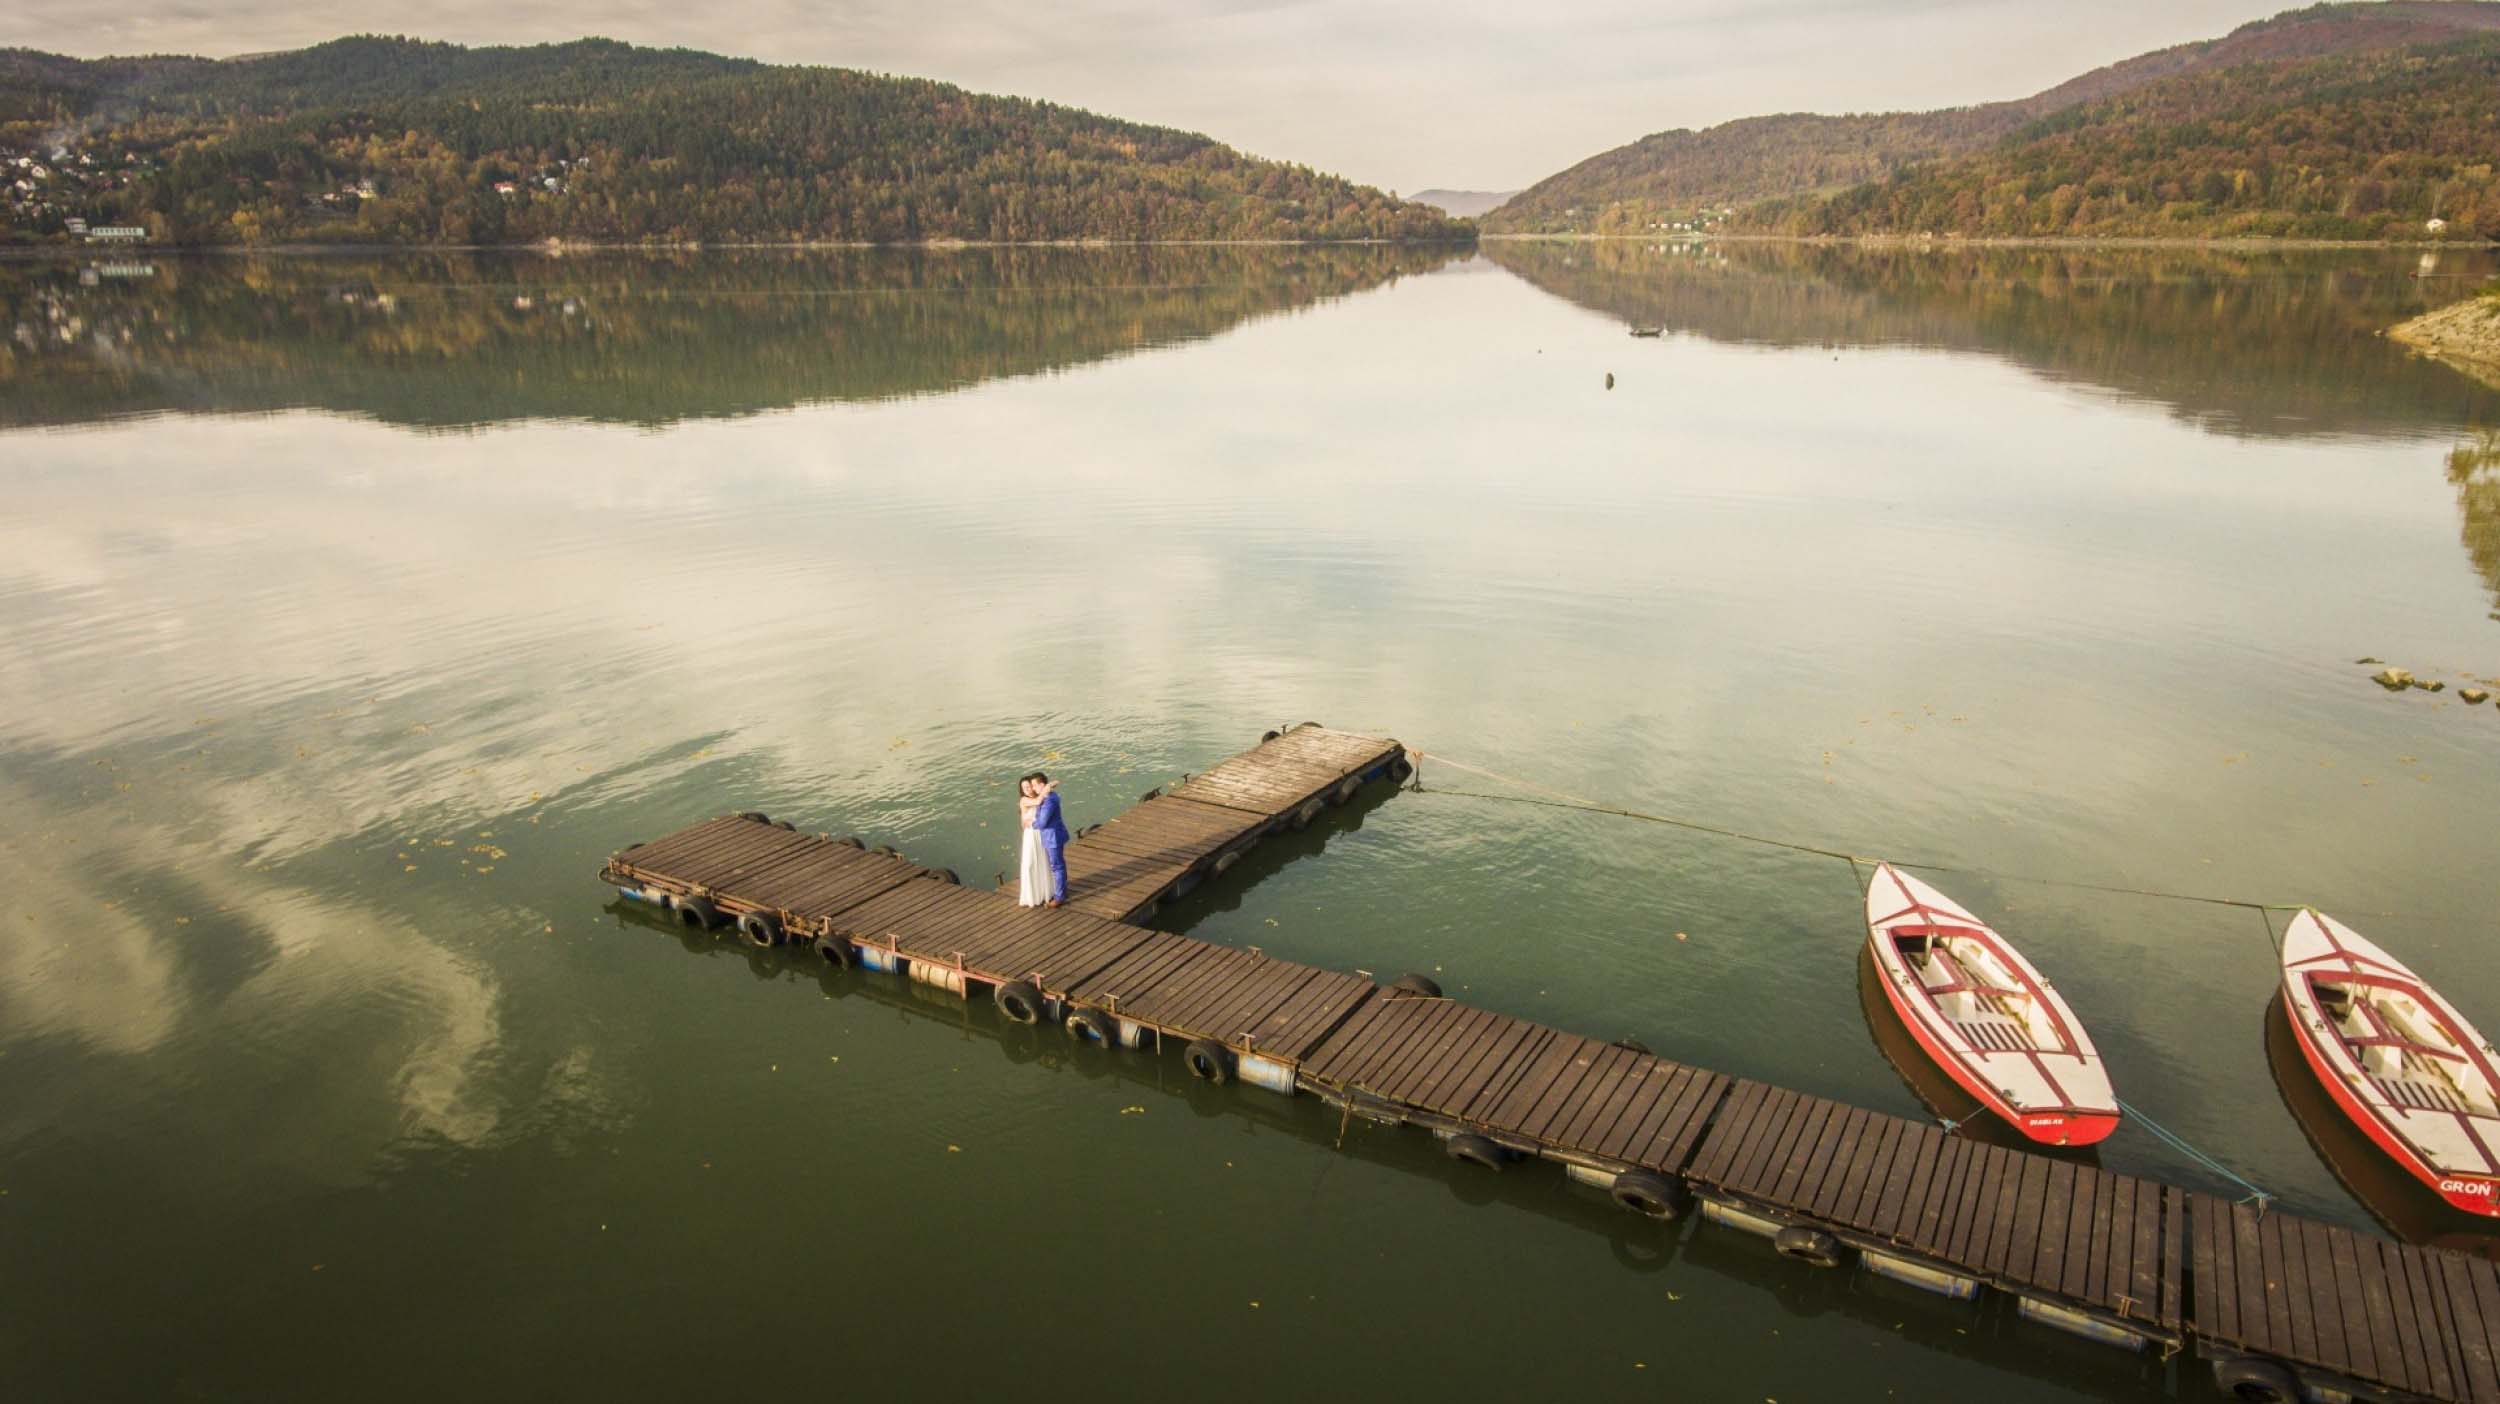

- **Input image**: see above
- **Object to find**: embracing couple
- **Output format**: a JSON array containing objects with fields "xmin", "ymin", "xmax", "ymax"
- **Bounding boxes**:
[{"xmin": 1015, "ymin": 772, "xmax": 1071, "ymax": 908}]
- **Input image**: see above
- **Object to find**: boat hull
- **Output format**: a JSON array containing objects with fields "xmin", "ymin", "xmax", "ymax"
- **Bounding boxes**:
[
  {"xmin": 1872, "ymin": 942, "xmax": 2118, "ymax": 1148},
  {"xmin": 2285, "ymin": 987, "xmax": 2500, "ymax": 1218}
]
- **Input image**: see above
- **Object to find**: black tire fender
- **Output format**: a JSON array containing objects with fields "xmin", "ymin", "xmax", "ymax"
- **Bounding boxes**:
[
  {"xmin": 738, "ymin": 811, "xmax": 769, "ymax": 824},
  {"xmin": 1609, "ymin": 1169, "xmax": 1692, "ymax": 1220},
  {"xmin": 1065, "ymin": 1006, "xmax": 1116, "ymax": 1044},
  {"xmin": 674, "ymin": 895, "xmax": 719, "ymax": 931},
  {"xmin": 926, "ymin": 867, "xmax": 961, "ymax": 886},
  {"xmin": 995, "ymin": 980, "xmax": 1045, "ymax": 1025},
  {"xmin": 1773, "ymin": 1226, "xmax": 1848, "ymax": 1269},
  {"xmin": 1390, "ymin": 973, "xmax": 1442, "ymax": 999},
  {"xmin": 735, "ymin": 910, "xmax": 782, "ymax": 949},
  {"xmin": 1183, "ymin": 1038, "xmax": 1230, "ymax": 1084},
  {"xmin": 1445, "ymin": 1133, "xmax": 1504, "ymax": 1170},
  {"xmin": 813, "ymin": 935, "xmax": 855, "ymax": 969},
  {"xmin": 2213, "ymin": 1358, "xmax": 2300, "ymax": 1404},
  {"xmin": 836, "ymin": 835, "xmax": 865, "ymax": 850}
]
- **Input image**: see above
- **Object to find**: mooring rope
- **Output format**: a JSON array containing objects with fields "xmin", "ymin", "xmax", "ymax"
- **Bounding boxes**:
[
  {"xmin": 1405, "ymin": 745, "xmax": 2286, "ymax": 1199},
  {"xmin": 2118, "ymin": 1097, "xmax": 2275, "ymax": 1208},
  {"xmin": 1405, "ymin": 749, "xmax": 2307, "ymax": 924}
]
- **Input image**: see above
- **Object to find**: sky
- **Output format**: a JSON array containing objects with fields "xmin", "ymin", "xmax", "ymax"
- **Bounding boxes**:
[{"xmin": 6, "ymin": 0, "xmax": 2330, "ymax": 194}]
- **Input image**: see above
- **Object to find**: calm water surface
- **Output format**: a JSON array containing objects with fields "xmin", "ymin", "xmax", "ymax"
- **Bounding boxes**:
[{"xmin": 4, "ymin": 242, "xmax": 2498, "ymax": 1401}]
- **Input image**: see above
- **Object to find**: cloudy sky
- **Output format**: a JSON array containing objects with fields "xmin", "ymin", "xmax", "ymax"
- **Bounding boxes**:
[{"xmin": 9, "ymin": 0, "xmax": 2316, "ymax": 193}]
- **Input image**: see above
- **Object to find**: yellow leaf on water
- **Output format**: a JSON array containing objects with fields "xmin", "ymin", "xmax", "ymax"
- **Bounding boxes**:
[{"xmin": 946, "ymin": 1144, "xmax": 961, "ymax": 1153}]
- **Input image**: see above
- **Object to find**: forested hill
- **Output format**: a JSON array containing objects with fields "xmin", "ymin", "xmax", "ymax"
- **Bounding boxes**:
[
  {"xmin": 0, "ymin": 36, "xmax": 1471, "ymax": 246},
  {"xmin": 1746, "ymin": 37, "xmax": 2500, "ymax": 240},
  {"xmin": 1483, "ymin": 1, "xmax": 2500, "ymax": 236}
]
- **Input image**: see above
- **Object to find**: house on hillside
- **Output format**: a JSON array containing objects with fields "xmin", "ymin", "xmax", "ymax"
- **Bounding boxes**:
[
  {"xmin": 2426, "ymin": 217, "xmax": 2448, "ymax": 235},
  {"xmin": 493, "ymin": 181, "xmax": 518, "ymax": 196}
]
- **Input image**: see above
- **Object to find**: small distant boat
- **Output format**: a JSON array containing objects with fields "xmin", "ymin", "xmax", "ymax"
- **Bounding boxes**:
[
  {"xmin": 2280, "ymin": 911, "xmax": 2500, "ymax": 1217},
  {"xmin": 1627, "ymin": 326, "xmax": 1663, "ymax": 338},
  {"xmin": 1864, "ymin": 863, "xmax": 2119, "ymax": 1146}
]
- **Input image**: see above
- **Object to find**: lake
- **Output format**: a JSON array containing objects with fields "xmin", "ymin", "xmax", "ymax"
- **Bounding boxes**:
[{"xmin": 3, "ymin": 239, "xmax": 2497, "ymax": 1401}]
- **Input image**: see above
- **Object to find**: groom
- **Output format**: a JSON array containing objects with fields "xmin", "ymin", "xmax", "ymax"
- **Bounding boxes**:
[{"xmin": 1025, "ymin": 771, "xmax": 1071, "ymax": 907}]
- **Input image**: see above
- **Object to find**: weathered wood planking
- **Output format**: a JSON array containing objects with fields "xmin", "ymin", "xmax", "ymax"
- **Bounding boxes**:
[
  {"xmin": 604, "ymin": 725, "xmax": 2500, "ymax": 1404},
  {"xmin": 1056, "ymin": 725, "xmax": 1406, "ymax": 920},
  {"xmin": 1683, "ymin": 1080, "xmax": 2184, "ymax": 1335},
  {"xmin": 1295, "ymin": 992, "xmax": 1728, "ymax": 1174},
  {"xmin": 2188, "ymin": 1191, "xmax": 2500, "ymax": 1404}
]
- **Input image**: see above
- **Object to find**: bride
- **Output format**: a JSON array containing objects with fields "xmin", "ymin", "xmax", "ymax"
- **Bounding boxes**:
[{"xmin": 1016, "ymin": 775, "xmax": 1053, "ymax": 906}]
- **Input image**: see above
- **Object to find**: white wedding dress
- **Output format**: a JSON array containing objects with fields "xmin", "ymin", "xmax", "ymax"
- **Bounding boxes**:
[{"xmin": 1016, "ymin": 813, "xmax": 1053, "ymax": 907}]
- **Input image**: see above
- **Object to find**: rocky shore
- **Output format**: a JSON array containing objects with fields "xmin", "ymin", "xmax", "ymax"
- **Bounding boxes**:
[{"xmin": 2390, "ymin": 292, "xmax": 2500, "ymax": 388}]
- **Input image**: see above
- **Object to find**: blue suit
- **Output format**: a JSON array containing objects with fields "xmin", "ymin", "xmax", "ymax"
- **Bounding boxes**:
[{"xmin": 1033, "ymin": 791, "xmax": 1071, "ymax": 902}]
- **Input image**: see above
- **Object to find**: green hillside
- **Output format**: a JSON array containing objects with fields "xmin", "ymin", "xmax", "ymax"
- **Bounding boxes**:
[
  {"xmin": 1748, "ymin": 37, "xmax": 2500, "ymax": 240},
  {"xmin": 0, "ymin": 36, "xmax": 1470, "ymax": 246},
  {"xmin": 1484, "ymin": 1, "xmax": 2500, "ymax": 236}
]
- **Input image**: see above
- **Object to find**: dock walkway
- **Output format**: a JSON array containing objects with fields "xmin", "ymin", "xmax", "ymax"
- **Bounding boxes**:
[{"xmin": 601, "ymin": 724, "xmax": 2500, "ymax": 1404}]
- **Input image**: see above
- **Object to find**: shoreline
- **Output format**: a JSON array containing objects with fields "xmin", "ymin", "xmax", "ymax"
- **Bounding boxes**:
[
  {"xmin": 1477, "ymin": 232, "xmax": 2500, "ymax": 251},
  {"xmin": 2389, "ymin": 294, "xmax": 2500, "ymax": 391},
  {"xmin": 11, "ymin": 230, "xmax": 2500, "ymax": 261},
  {"xmin": 0, "ymin": 235, "xmax": 1481, "ymax": 262}
]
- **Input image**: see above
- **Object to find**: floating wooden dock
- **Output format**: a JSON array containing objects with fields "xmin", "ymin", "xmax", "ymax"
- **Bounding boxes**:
[{"xmin": 600, "ymin": 723, "xmax": 2500, "ymax": 1404}]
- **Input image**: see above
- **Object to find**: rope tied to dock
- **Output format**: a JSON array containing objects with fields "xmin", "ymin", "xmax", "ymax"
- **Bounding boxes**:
[
  {"xmin": 1404, "ymin": 748, "xmax": 2309, "ymax": 931},
  {"xmin": 1408, "ymin": 746, "xmax": 2292, "ymax": 1203},
  {"xmin": 2116, "ymin": 1097, "xmax": 2273, "ymax": 1209}
]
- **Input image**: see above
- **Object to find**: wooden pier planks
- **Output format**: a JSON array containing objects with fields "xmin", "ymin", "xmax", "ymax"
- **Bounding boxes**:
[
  {"xmin": 1684, "ymin": 1080, "xmax": 2186, "ymax": 1335},
  {"xmin": 1296, "ymin": 993, "xmax": 1728, "ymax": 1173},
  {"xmin": 602, "ymin": 728, "xmax": 2500, "ymax": 1404},
  {"xmin": 2188, "ymin": 1191, "xmax": 2500, "ymax": 1404},
  {"xmin": 1066, "ymin": 935, "xmax": 1376, "ymax": 1060},
  {"xmin": 1053, "ymin": 726, "xmax": 1404, "ymax": 920},
  {"xmin": 1163, "ymin": 725, "xmax": 1400, "ymax": 819}
]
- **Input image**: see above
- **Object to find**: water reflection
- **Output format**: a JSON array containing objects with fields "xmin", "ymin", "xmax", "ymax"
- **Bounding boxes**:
[
  {"xmin": 1483, "ymin": 239, "xmax": 2500, "ymax": 439},
  {"xmin": 2452, "ymin": 431, "xmax": 2500, "ymax": 619},
  {"xmin": 0, "ymin": 244, "xmax": 1463, "ymax": 430}
]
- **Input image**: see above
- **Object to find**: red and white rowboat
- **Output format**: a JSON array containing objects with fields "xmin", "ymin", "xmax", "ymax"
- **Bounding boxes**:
[
  {"xmin": 2280, "ymin": 910, "xmax": 2500, "ymax": 1217},
  {"xmin": 1865, "ymin": 863, "xmax": 2119, "ymax": 1146}
]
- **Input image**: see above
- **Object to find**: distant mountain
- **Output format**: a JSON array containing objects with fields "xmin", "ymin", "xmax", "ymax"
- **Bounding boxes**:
[
  {"xmin": 1409, "ymin": 189, "xmax": 1516, "ymax": 218},
  {"xmin": 1485, "ymin": 1, "xmax": 2500, "ymax": 237},
  {"xmin": 0, "ymin": 35, "xmax": 1472, "ymax": 247}
]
